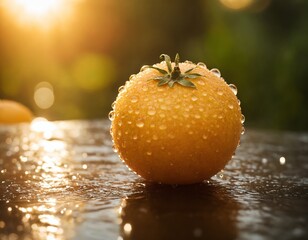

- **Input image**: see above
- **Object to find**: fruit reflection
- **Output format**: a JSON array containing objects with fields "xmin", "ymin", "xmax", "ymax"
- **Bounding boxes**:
[{"xmin": 119, "ymin": 183, "xmax": 239, "ymax": 240}]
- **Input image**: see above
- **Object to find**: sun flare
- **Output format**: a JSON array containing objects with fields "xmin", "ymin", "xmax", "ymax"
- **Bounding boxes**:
[{"xmin": 2, "ymin": 0, "xmax": 76, "ymax": 28}]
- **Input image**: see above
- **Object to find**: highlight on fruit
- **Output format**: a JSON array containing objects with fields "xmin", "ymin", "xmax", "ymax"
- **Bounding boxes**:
[
  {"xmin": 0, "ymin": 99, "xmax": 33, "ymax": 124},
  {"xmin": 110, "ymin": 53, "xmax": 244, "ymax": 184}
]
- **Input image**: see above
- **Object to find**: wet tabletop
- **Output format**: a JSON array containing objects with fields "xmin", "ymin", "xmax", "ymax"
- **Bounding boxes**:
[{"xmin": 0, "ymin": 119, "xmax": 307, "ymax": 240}]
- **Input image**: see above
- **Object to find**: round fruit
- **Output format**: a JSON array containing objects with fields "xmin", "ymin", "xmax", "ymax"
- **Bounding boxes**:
[
  {"xmin": 0, "ymin": 100, "xmax": 33, "ymax": 124},
  {"xmin": 110, "ymin": 54, "xmax": 244, "ymax": 184}
]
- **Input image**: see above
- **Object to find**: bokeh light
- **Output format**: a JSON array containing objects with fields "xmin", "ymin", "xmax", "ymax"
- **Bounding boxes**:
[
  {"xmin": 219, "ymin": 0, "xmax": 254, "ymax": 10},
  {"xmin": 34, "ymin": 82, "xmax": 55, "ymax": 110}
]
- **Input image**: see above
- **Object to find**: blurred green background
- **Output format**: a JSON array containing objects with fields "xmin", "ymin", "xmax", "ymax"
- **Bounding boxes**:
[{"xmin": 0, "ymin": 0, "xmax": 307, "ymax": 130}]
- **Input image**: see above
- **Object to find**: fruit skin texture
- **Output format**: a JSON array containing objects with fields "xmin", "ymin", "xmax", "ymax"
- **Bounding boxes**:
[
  {"xmin": 0, "ymin": 100, "xmax": 33, "ymax": 124},
  {"xmin": 111, "ymin": 60, "xmax": 242, "ymax": 185}
]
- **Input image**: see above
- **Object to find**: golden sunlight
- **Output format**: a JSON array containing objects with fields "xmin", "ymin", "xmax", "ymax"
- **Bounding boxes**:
[
  {"xmin": 2, "ymin": 0, "xmax": 76, "ymax": 28},
  {"xmin": 220, "ymin": 0, "xmax": 254, "ymax": 10}
]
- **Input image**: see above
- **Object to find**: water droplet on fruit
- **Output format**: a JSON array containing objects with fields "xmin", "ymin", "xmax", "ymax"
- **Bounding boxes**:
[
  {"xmin": 241, "ymin": 126, "xmax": 245, "ymax": 135},
  {"xmin": 160, "ymin": 105, "xmax": 167, "ymax": 110},
  {"xmin": 210, "ymin": 68, "xmax": 221, "ymax": 77},
  {"xmin": 147, "ymin": 108, "xmax": 156, "ymax": 116},
  {"xmin": 159, "ymin": 125, "xmax": 167, "ymax": 130},
  {"xmin": 112, "ymin": 145, "xmax": 118, "ymax": 153},
  {"xmin": 202, "ymin": 92, "xmax": 207, "ymax": 97},
  {"xmin": 197, "ymin": 62, "xmax": 206, "ymax": 68},
  {"xmin": 118, "ymin": 86, "xmax": 125, "ymax": 93},
  {"xmin": 129, "ymin": 74, "xmax": 136, "ymax": 80},
  {"xmin": 150, "ymin": 124, "xmax": 155, "ymax": 128},
  {"xmin": 142, "ymin": 85, "xmax": 148, "ymax": 91},
  {"xmin": 188, "ymin": 131, "xmax": 194, "ymax": 135},
  {"xmin": 146, "ymin": 151, "xmax": 152, "ymax": 156},
  {"xmin": 152, "ymin": 135, "xmax": 158, "ymax": 140},
  {"xmin": 241, "ymin": 114, "xmax": 245, "ymax": 124},
  {"xmin": 228, "ymin": 84, "xmax": 238, "ymax": 95},
  {"xmin": 202, "ymin": 135, "xmax": 208, "ymax": 140},
  {"xmin": 217, "ymin": 91, "xmax": 223, "ymax": 96},
  {"xmin": 135, "ymin": 110, "xmax": 140, "ymax": 115},
  {"xmin": 118, "ymin": 120, "xmax": 122, "ymax": 126},
  {"xmin": 111, "ymin": 102, "xmax": 116, "ymax": 109},
  {"xmin": 140, "ymin": 65, "xmax": 148, "ymax": 72},
  {"xmin": 218, "ymin": 115, "xmax": 223, "ymax": 119},
  {"xmin": 159, "ymin": 113, "xmax": 165, "ymax": 118},
  {"xmin": 197, "ymin": 80, "xmax": 205, "ymax": 85},
  {"xmin": 128, "ymin": 109, "xmax": 133, "ymax": 114},
  {"xmin": 108, "ymin": 111, "xmax": 115, "ymax": 121},
  {"xmin": 136, "ymin": 121, "xmax": 144, "ymax": 128},
  {"xmin": 238, "ymin": 99, "xmax": 241, "ymax": 105},
  {"xmin": 228, "ymin": 104, "xmax": 234, "ymax": 109},
  {"xmin": 191, "ymin": 96, "xmax": 198, "ymax": 101},
  {"xmin": 133, "ymin": 135, "xmax": 138, "ymax": 140},
  {"xmin": 195, "ymin": 114, "xmax": 201, "ymax": 119},
  {"xmin": 131, "ymin": 96, "xmax": 138, "ymax": 103},
  {"xmin": 199, "ymin": 107, "xmax": 204, "ymax": 112},
  {"xmin": 168, "ymin": 133, "xmax": 175, "ymax": 139}
]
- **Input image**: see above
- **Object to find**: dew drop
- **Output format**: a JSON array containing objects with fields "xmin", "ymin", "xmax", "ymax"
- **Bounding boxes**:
[
  {"xmin": 202, "ymin": 135, "xmax": 208, "ymax": 140},
  {"xmin": 108, "ymin": 111, "xmax": 115, "ymax": 121},
  {"xmin": 188, "ymin": 131, "xmax": 194, "ymax": 135},
  {"xmin": 118, "ymin": 120, "xmax": 122, "ymax": 126},
  {"xmin": 142, "ymin": 85, "xmax": 148, "ymax": 91},
  {"xmin": 118, "ymin": 85, "xmax": 125, "ymax": 93},
  {"xmin": 130, "ymin": 96, "xmax": 138, "ymax": 103},
  {"xmin": 218, "ymin": 115, "xmax": 223, "ymax": 119},
  {"xmin": 191, "ymin": 96, "xmax": 198, "ymax": 102},
  {"xmin": 160, "ymin": 105, "xmax": 167, "ymax": 110},
  {"xmin": 279, "ymin": 156, "xmax": 286, "ymax": 165},
  {"xmin": 140, "ymin": 65, "xmax": 148, "ymax": 72},
  {"xmin": 197, "ymin": 62, "xmax": 206, "ymax": 68},
  {"xmin": 147, "ymin": 108, "xmax": 156, "ymax": 116},
  {"xmin": 202, "ymin": 92, "xmax": 207, "ymax": 97},
  {"xmin": 241, "ymin": 126, "xmax": 245, "ymax": 135},
  {"xmin": 112, "ymin": 145, "xmax": 118, "ymax": 153},
  {"xmin": 199, "ymin": 107, "xmax": 204, "ymax": 112},
  {"xmin": 238, "ymin": 99, "xmax": 241, "ymax": 106},
  {"xmin": 197, "ymin": 80, "xmax": 205, "ymax": 85},
  {"xmin": 146, "ymin": 151, "xmax": 152, "ymax": 156},
  {"xmin": 195, "ymin": 114, "xmax": 201, "ymax": 119},
  {"xmin": 210, "ymin": 68, "xmax": 221, "ymax": 77},
  {"xmin": 228, "ymin": 104, "xmax": 234, "ymax": 110},
  {"xmin": 217, "ymin": 91, "xmax": 223, "ymax": 96},
  {"xmin": 241, "ymin": 114, "xmax": 245, "ymax": 124},
  {"xmin": 111, "ymin": 102, "xmax": 116, "ymax": 109},
  {"xmin": 129, "ymin": 74, "xmax": 136, "ymax": 80},
  {"xmin": 133, "ymin": 135, "xmax": 138, "ymax": 140},
  {"xmin": 135, "ymin": 110, "xmax": 140, "ymax": 114},
  {"xmin": 159, "ymin": 125, "xmax": 167, "ymax": 130},
  {"xmin": 136, "ymin": 121, "xmax": 144, "ymax": 128},
  {"xmin": 159, "ymin": 113, "xmax": 165, "ymax": 118},
  {"xmin": 168, "ymin": 133, "xmax": 175, "ymax": 139},
  {"xmin": 152, "ymin": 135, "xmax": 158, "ymax": 140},
  {"xmin": 228, "ymin": 84, "xmax": 238, "ymax": 95}
]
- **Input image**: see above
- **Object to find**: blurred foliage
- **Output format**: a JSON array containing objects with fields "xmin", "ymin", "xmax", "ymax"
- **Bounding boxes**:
[{"xmin": 0, "ymin": 0, "xmax": 307, "ymax": 130}]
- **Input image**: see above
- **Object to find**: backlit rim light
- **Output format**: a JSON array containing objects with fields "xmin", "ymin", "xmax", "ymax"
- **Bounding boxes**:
[{"xmin": 219, "ymin": 0, "xmax": 254, "ymax": 10}]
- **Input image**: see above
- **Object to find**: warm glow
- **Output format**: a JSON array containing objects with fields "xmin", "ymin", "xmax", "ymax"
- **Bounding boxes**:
[
  {"xmin": 34, "ymin": 82, "xmax": 55, "ymax": 109},
  {"xmin": 220, "ymin": 0, "xmax": 254, "ymax": 10},
  {"xmin": 2, "ymin": 0, "xmax": 76, "ymax": 28}
]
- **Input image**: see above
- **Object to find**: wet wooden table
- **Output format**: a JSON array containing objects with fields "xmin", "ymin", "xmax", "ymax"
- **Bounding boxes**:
[{"xmin": 0, "ymin": 120, "xmax": 307, "ymax": 240}]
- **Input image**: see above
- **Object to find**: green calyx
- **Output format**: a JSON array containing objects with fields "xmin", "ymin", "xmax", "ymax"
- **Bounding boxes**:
[{"xmin": 145, "ymin": 54, "xmax": 202, "ymax": 88}]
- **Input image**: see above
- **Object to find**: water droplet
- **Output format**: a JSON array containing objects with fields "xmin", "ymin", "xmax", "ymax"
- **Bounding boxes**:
[
  {"xmin": 191, "ymin": 96, "xmax": 198, "ymax": 101},
  {"xmin": 228, "ymin": 84, "xmax": 238, "ymax": 95},
  {"xmin": 238, "ymin": 99, "xmax": 241, "ymax": 105},
  {"xmin": 217, "ymin": 91, "xmax": 223, "ymax": 96},
  {"xmin": 142, "ymin": 85, "xmax": 148, "ymax": 91},
  {"xmin": 197, "ymin": 62, "xmax": 206, "ymax": 68},
  {"xmin": 132, "ymin": 135, "xmax": 138, "ymax": 140},
  {"xmin": 111, "ymin": 102, "xmax": 116, "ymax": 109},
  {"xmin": 140, "ymin": 65, "xmax": 148, "ymax": 72},
  {"xmin": 153, "ymin": 135, "xmax": 158, "ymax": 140},
  {"xmin": 118, "ymin": 120, "xmax": 122, "ymax": 126},
  {"xmin": 158, "ymin": 98, "xmax": 163, "ymax": 102},
  {"xmin": 159, "ymin": 125, "xmax": 167, "ymax": 130},
  {"xmin": 118, "ymin": 86, "xmax": 125, "ymax": 93},
  {"xmin": 228, "ymin": 104, "xmax": 234, "ymax": 109},
  {"xmin": 241, "ymin": 126, "xmax": 245, "ymax": 135},
  {"xmin": 199, "ymin": 107, "xmax": 204, "ymax": 112},
  {"xmin": 146, "ymin": 151, "xmax": 152, "ymax": 156},
  {"xmin": 130, "ymin": 96, "xmax": 138, "ymax": 103},
  {"xmin": 135, "ymin": 110, "xmax": 140, "ymax": 114},
  {"xmin": 129, "ymin": 74, "xmax": 136, "ymax": 80},
  {"xmin": 147, "ymin": 108, "xmax": 156, "ymax": 116},
  {"xmin": 219, "ymin": 174, "xmax": 223, "ymax": 178},
  {"xmin": 108, "ymin": 111, "xmax": 115, "ymax": 121},
  {"xmin": 241, "ymin": 114, "xmax": 245, "ymax": 124},
  {"xmin": 159, "ymin": 113, "xmax": 165, "ymax": 118},
  {"xmin": 112, "ymin": 145, "xmax": 118, "ymax": 153},
  {"xmin": 160, "ymin": 105, "xmax": 167, "ymax": 110},
  {"xmin": 197, "ymin": 80, "xmax": 205, "ymax": 85},
  {"xmin": 279, "ymin": 156, "xmax": 286, "ymax": 165},
  {"xmin": 210, "ymin": 68, "xmax": 221, "ymax": 77},
  {"xmin": 202, "ymin": 135, "xmax": 208, "ymax": 140},
  {"xmin": 218, "ymin": 115, "xmax": 223, "ymax": 119},
  {"xmin": 136, "ymin": 121, "xmax": 144, "ymax": 128},
  {"xmin": 188, "ymin": 131, "xmax": 194, "ymax": 135},
  {"xmin": 128, "ymin": 109, "xmax": 133, "ymax": 114},
  {"xmin": 168, "ymin": 133, "xmax": 175, "ymax": 139},
  {"xmin": 195, "ymin": 114, "xmax": 201, "ymax": 119},
  {"xmin": 202, "ymin": 92, "xmax": 207, "ymax": 97},
  {"xmin": 150, "ymin": 124, "xmax": 155, "ymax": 128}
]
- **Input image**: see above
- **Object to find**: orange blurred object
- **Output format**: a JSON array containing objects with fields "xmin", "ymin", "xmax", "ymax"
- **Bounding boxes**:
[{"xmin": 0, "ymin": 100, "xmax": 33, "ymax": 124}]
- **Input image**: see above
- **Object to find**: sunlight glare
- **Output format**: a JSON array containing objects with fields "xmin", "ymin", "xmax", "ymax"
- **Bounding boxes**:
[{"xmin": 2, "ymin": 0, "xmax": 76, "ymax": 28}]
